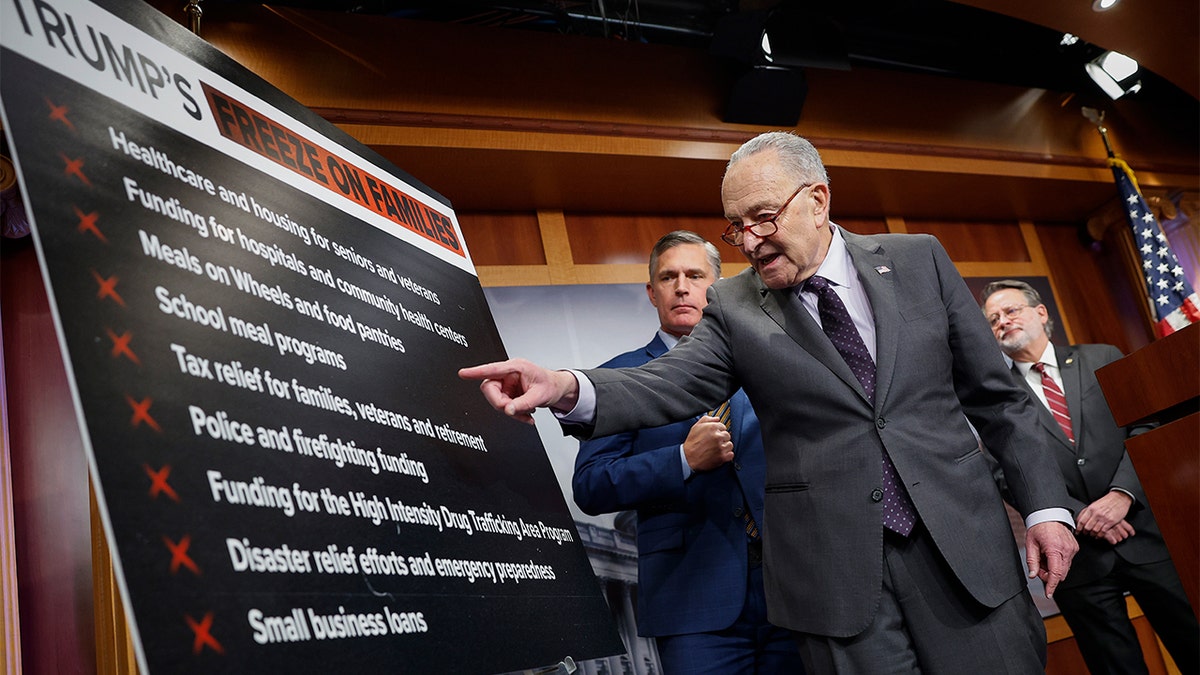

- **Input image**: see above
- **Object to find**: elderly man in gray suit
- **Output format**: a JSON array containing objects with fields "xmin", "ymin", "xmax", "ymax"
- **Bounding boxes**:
[{"xmin": 461, "ymin": 131, "xmax": 1078, "ymax": 674}]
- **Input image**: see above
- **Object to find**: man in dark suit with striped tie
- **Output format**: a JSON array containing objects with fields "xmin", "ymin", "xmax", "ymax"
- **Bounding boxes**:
[
  {"xmin": 981, "ymin": 279, "xmax": 1198, "ymax": 675},
  {"xmin": 573, "ymin": 230, "xmax": 802, "ymax": 674}
]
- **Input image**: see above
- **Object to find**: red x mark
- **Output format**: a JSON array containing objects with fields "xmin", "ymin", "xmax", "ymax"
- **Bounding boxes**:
[
  {"xmin": 74, "ymin": 206, "xmax": 106, "ymax": 242},
  {"xmin": 163, "ymin": 535, "xmax": 201, "ymax": 575},
  {"xmin": 91, "ymin": 270, "xmax": 126, "ymax": 307},
  {"xmin": 45, "ymin": 97, "xmax": 76, "ymax": 131},
  {"xmin": 126, "ymin": 395, "xmax": 161, "ymax": 432},
  {"xmin": 60, "ymin": 153, "xmax": 92, "ymax": 186},
  {"xmin": 105, "ymin": 328, "xmax": 140, "ymax": 364},
  {"xmin": 143, "ymin": 463, "xmax": 180, "ymax": 502},
  {"xmin": 185, "ymin": 612, "xmax": 224, "ymax": 655}
]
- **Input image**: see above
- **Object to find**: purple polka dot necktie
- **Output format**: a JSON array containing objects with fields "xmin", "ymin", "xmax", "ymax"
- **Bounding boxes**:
[{"xmin": 805, "ymin": 275, "xmax": 917, "ymax": 536}]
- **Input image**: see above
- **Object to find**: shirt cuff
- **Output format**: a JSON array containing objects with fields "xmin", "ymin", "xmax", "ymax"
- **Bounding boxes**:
[
  {"xmin": 1109, "ymin": 487, "xmax": 1136, "ymax": 504},
  {"xmin": 551, "ymin": 369, "xmax": 596, "ymax": 424},
  {"xmin": 680, "ymin": 445, "xmax": 693, "ymax": 481},
  {"xmin": 1025, "ymin": 507, "xmax": 1075, "ymax": 531}
]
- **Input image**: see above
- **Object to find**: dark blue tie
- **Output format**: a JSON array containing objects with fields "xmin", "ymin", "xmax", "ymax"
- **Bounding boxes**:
[{"xmin": 805, "ymin": 275, "xmax": 917, "ymax": 536}]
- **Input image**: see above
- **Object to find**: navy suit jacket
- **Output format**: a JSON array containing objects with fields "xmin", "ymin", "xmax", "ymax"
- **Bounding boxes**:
[
  {"xmin": 572, "ymin": 333, "xmax": 767, "ymax": 637},
  {"xmin": 1012, "ymin": 343, "xmax": 1170, "ymax": 589}
]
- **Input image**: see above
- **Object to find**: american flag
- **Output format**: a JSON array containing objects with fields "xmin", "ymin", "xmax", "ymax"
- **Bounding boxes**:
[{"xmin": 1110, "ymin": 158, "xmax": 1199, "ymax": 337}]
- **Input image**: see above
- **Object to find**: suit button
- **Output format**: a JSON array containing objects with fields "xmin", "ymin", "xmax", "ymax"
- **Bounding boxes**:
[
  {"xmin": 733, "ymin": 461, "xmax": 742, "ymax": 471},
  {"xmin": 733, "ymin": 506, "xmax": 745, "ymax": 517},
  {"xmin": 871, "ymin": 488, "xmax": 884, "ymax": 502},
  {"xmin": 876, "ymin": 417, "xmax": 886, "ymax": 429},
  {"xmin": 1077, "ymin": 458, "xmax": 1086, "ymax": 466}
]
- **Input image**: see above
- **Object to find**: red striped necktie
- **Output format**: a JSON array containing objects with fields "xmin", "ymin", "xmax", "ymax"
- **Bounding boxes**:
[{"xmin": 1033, "ymin": 362, "xmax": 1074, "ymax": 443}]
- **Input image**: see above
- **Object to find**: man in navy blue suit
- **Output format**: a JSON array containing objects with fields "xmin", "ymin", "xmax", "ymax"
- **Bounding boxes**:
[{"xmin": 572, "ymin": 231, "xmax": 803, "ymax": 674}]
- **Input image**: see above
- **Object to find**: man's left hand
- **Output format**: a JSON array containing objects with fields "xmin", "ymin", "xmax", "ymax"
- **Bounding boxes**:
[
  {"xmin": 1025, "ymin": 521, "xmax": 1079, "ymax": 598},
  {"xmin": 1076, "ymin": 491, "xmax": 1133, "ymax": 538},
  {"xmin": 1100, "ymin": 519, "xmax": 1136, "ymax": 545}
]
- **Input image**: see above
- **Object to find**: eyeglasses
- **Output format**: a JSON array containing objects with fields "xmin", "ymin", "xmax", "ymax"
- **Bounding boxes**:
[
  {"xmin": 721, "ymin": 183, "xmax": 812, "ymax": 246},
  {"xmin": 987, "ymin": 304, "xmax": 1028, "ymax": 327}
]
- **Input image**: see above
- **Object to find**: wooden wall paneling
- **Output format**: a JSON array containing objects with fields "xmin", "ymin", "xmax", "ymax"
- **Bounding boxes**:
[
  {"xmin": 564, "ymin": 262, "xmax": 751, "ymax": 286},
  {"xmin": 0, "ymin": 299, "xmax": 21, "ymax": 675},
  {"xmin": 1, "ymin": 238, "xmax": 96, "ymax": 674},
  {"xmin": 564, "ymin": 213, "xmax": 751, "ymax": 283},
  {"xmin": 564, "ymin": 214, "xmax": 732, "ymax": 266},
  {"xmin": 903, "ymin": 220, "xmax": 1031, "ymax": 263},
  {"xmin": 1035, "ymin": 221, "xmax": 1153, "ymax": 355},
  {"xmin": 461, "ymin": 211, "xmax": 557, "ymax": 286},
  {"xmin": 1019, "ymin": 220, "xmax": 1076, "ymax": 346},
  {"xmin": 572, "ymin": 264, "xmax": 655, "ymax": 286},
  {"xmin": 952, "ymin": 261, "xmax": 1041, "ymax": 279},
  {"xmin": 92, "ymin": 485, "xmax": 137, "ymax": 675},
  {"xmin": 883, "ymin": 216, "xmax": 1043, "ymax": 304},
  {"xmin": 1045, "ymin": 627, "xmax": 1092, "ymax": 675},
  {"xmin": 476, "ymin": 265, "xmax": 555, "ymax": 288},
  {"xmin": 468, "ymin": 211, "xmax": 558, "ymax": 287},
  {"xmin": 837, "ymin": 218, "xmax": 889, "ymax": 236},
  {"xmin": 565, "ymin": 213, "xmax": 662, "ymax": 266},
  {"xmin": 539, "ymin": 210, "xmax": 577, "ymax": 285},
  {"xmin": 458, "ymin": 212, "xmax": 546, "ymax": 266},
  {"xmin": 467, "ymin": 212, "xmax": 754, "ymax": 288},
  {"xmin": 469, "ymin": 211, "xmax": 757, "ymax": 287}
]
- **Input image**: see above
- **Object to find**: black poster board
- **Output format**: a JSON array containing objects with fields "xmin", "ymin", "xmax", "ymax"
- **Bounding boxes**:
[{"xmin": 0, "ymin": 0, "xmax": 622, "ymax": 671}]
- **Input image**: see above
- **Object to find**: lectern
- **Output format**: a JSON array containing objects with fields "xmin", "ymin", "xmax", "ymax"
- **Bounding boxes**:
[{"xmin": 1096, "ymin": 322, "xmax": 1199, "ymax": 611}]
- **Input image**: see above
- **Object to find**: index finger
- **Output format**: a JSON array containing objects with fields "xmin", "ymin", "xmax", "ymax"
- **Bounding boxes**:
[
  {"xmin": 459, "ymin": 362, "xmax": 512, "ymax": 381},
  {"xmin": 1042, "ymin": 551, "xmax": 1068, "ymax": 597}
]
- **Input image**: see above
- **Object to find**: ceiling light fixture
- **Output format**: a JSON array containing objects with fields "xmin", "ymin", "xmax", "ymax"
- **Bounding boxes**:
[
  {"xmin": 1092, "ymin": 0, "xmax": 1120, "ymax": 12},
  {"xmin": 1086, "ymin": 50, "xmax": 1141, "ymax": 99}
]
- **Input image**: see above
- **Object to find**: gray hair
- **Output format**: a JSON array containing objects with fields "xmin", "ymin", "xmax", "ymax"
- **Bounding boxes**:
[
  {"xmin": 727, "ymin": 131, "xmax": 830, "ymax": 186},
  {"xmin": 980, "ymin": 279, "xmax": 1054, "ymax": 337},
  {"xmin": 649, "ymin": 230, "xmax": 722, "ymax": 279}
]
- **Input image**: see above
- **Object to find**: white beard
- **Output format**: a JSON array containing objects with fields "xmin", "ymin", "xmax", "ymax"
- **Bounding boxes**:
[{"xmin": 998, "ymin": 327, "xmax": 1032, "ymax": 356}]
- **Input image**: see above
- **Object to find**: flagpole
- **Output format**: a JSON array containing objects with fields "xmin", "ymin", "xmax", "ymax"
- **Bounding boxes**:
[{"xmin": 1081, "ymin": 106, "xmax": 1116, "ymax": 159}]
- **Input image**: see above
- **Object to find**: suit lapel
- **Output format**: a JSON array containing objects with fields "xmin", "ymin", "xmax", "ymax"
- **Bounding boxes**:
[
  {"xmin": 759, "ymin": 281, "xmax": 871, "ymax": 404},
  {"xmin": 645, "ymin": 334, "xmax": 668, "ymax": 360},
  {"xmin": 844, "ymin": 232, "xmax": 898, "ymax": 412},
  {"xmin": 729, "ymin": 391, "xmax": 765, "ymax": 515},
  {"xmin": 646, "ymin": 334, "xmax": 702, "ymax": 426},
  {"xmin": 1058, "ymin": 346, "xmax": 1082, "ymax": 450}
]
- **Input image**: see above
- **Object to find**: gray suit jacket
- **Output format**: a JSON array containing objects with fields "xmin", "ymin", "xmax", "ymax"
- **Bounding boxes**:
[
  {"xmin": 1012, "ymin": 343, "xmax": 1169, "ymax": 589},
  {"xmin": 577, "ymin": 230, "xmax": 1070, "ymax": 637}
]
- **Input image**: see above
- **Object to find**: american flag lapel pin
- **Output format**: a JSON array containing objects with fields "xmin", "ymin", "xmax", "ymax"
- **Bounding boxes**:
[{"xmin": 874, "ymin": 265, "xmax": 891, "ymax": 274}]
